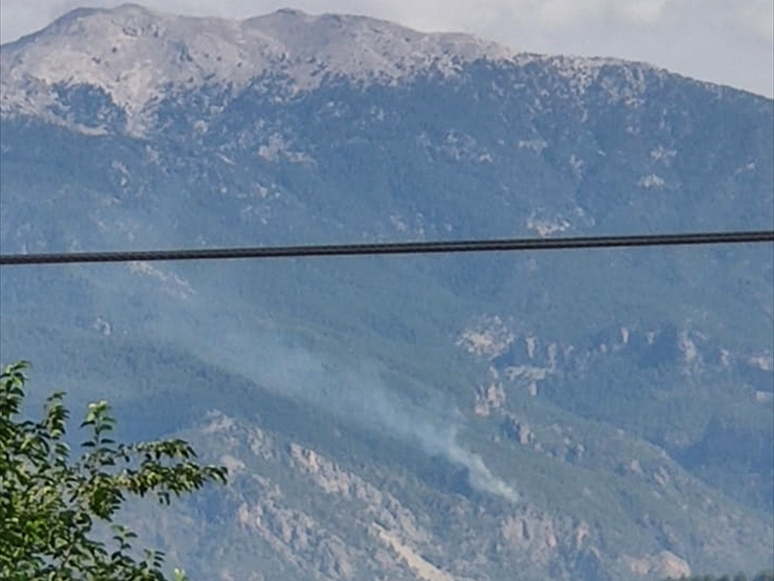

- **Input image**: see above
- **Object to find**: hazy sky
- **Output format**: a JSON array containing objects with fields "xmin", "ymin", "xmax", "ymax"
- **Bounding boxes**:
[{"xmin": 1, "ymin": 0, "xmax": 772, "ymax": 97}]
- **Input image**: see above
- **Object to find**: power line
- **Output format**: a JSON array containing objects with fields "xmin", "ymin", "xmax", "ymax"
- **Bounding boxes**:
[{"xmin": 0, "ymin": 230, "xmax": 772, "ymax": 266}]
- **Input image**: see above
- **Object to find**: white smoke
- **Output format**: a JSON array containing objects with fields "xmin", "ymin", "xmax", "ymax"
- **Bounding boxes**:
[
  {"xmin": 167, "ymin": 315, "xmax": 519, "ymax": 503},
  {"xmin": 256, "ymin": 338, "xmax": 519, "ymax": 502}
]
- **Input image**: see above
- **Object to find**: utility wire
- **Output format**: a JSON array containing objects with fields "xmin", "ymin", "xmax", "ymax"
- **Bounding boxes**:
[{"xmin": 0, "ymin": 230, "xmax": 772, "ymax": 266}]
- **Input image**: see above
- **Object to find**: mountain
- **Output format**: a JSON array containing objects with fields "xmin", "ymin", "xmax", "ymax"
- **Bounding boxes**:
[{"xmin": 1, "ymin": 5, "xmax": 772, "ymax": 580}]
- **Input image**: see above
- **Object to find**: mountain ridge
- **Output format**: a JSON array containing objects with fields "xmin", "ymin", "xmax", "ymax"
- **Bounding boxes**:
[{"xmin": 1, "ymin": 4, "xmax": 725, "ymax": 138}]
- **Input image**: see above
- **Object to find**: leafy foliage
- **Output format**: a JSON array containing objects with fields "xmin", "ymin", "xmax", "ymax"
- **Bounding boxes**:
[{"xmin": 0, "ymin": 361, "xmax": 227, "ymax": 580}]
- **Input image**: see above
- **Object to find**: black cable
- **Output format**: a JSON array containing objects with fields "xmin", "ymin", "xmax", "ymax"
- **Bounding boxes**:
[{"xmin": 0, "ymin": 230, "xmax": 772, "ymax": 266}]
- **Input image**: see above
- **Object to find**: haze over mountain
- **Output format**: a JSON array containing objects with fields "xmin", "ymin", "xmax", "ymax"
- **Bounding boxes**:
[{"xmin": 1, "ymin": 5, "xmax": 772, "ymax": 580}]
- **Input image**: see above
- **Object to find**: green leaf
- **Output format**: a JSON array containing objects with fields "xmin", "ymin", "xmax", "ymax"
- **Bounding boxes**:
[{"xmin": 0, "ymin": 360, "xmax": 227, "ymax": 581}]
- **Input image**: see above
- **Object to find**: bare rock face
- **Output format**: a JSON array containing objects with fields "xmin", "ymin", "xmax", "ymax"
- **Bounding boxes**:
[
  {"xmin": 500, "ymin": 414, "xmax": 534, "ymax": 446},
  {"xmin": 474, "ymin": 377, "xmax": 507, "ymax": 416},
  {"xmin": 500, "ymin": 511, "xmax": 558, "ymax": 562},
  {"xmin": 624, "ymin": 550, "xmax": 691, "ymax": 578}
]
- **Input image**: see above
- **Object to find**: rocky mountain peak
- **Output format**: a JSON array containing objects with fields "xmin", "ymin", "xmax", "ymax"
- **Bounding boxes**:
[
  {"xmin": 0, "ymin": 5, "xmax": 516, "ymax": 126},
  {"xmin": 0, "ymin": 3, "xmax": 669, "ymax": 136}
]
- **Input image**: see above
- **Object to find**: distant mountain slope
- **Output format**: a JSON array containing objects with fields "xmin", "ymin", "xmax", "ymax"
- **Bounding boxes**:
[{"xmin": 1, "ymin": 6, "xmax": 772, "ymax": 580}]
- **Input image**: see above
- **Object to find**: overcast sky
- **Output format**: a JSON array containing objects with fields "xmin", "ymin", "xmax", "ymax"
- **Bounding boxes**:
[{"xmin": 1, "ymin": 0, "xmax": 772, "ymax": 98}]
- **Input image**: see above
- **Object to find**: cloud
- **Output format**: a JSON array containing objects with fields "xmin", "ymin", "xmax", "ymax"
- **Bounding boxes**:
[
  {"xmin": 615, "ymin": 0, "xmax": 668, "ymax": 24},
  {"xmin": 0, "ymin": 0, "xmax": 771, "ymax": 95},
  {"xmin": 735, "ymin": 0, "xmax": 774, "ymax": 41}
]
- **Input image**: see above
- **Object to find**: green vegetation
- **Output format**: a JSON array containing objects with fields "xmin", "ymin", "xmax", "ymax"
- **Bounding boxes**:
[{"xmin": 0, "ymin": 361, "xmax": 227, "ymax": 580}]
